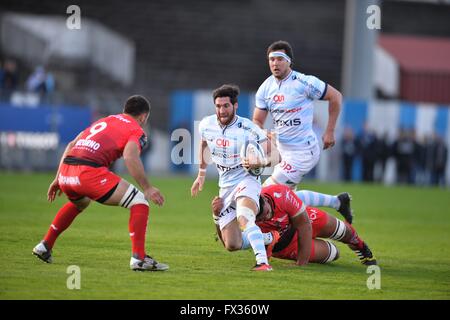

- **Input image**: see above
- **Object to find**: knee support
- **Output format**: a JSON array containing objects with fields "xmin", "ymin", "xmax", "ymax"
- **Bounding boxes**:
[
  {"xmin": 120, "ymin": 184, "xmax": 148, "ymax": 208},
  {"xmin": 236, "ymin": 206, "xmax": 256, "ymax": 228},
  {"xmin": 330, "ymin": 219, "xmax": 346, "ymax": 241}
]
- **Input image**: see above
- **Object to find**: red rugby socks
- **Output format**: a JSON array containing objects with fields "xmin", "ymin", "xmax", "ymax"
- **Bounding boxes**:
[
  {"xmin": 344, "ymin": 222, "xmax": 364, "ymax": 249},
  {"xmin": 44, "ymin": 202, "xmax": 81, "ymax": 249},
  {"xmin": 129, "ymin": 204, "xmax": 149, "ymax": 260}
]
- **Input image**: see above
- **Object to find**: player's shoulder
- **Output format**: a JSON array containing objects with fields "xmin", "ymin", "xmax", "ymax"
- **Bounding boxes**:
[
  {"xmin": 199, "ymin": 114, "xmax": 217, "ymax": 127},
  {"xmin": 293, "ymin": 70, "xmax": 322, "ymax": 85},
  {"xmin": 237, "ymin": 116, "xmax": 256, "ymax": 128},
  {"xmin": 198, "ymin": 115, "xmax": 218, "ymax": 134},
  {"xmin": 291, "ymin": 70, "xmax": 309, "ymax": 84},
  {"xmin": 236, "ymin": 116, "xmax": 266, "ymax": 139},
  {"xmin": 114, "ymin": 114, "xmax": 145, "ymax": 134},
  {"xmin": 105, "ymin": 114, "xmax": 137, "ymax": 126},
  {"xmin": 257, "ymin": 74, "xmax": 276, "ymax": 91}
]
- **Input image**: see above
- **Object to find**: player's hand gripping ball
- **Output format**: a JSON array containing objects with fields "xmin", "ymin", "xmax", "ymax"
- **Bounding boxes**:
[{"xmin": 240, "ymin": 140, "xmax": 266, "ymax": 177}]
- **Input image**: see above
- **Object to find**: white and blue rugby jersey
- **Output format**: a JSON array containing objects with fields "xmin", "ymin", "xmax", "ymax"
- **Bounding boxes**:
[
  {"xmin": 255, "ymin": 70, "xmax": 327, "ymax": 149},
  {"xmin": 199, "ymin": 115, "xmax": 267, "ymax": 188}
]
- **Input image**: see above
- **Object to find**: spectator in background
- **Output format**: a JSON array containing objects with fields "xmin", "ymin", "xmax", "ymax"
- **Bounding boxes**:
[
  {"xmin": 414, "ymin": 134, "xmax": 436, "ymax": 186},
  {"xmin": 26, "ymin": 66, "xmax": 46, "ymax": 93},
  {"xmin": 392, "ymin": 128, "xmax": 417, "ymax": 185},
  {"xmin": 26, "ymin": 66, "xmax": 55, "ymax": 102},
  {"xmin": 0, "ymin": 60, "xmax": 4, "ymax": 85},
  {"xmin": 356, "ymin": 123, "xmax": 377, "ymax": 182},
  {"xmin": 0, "ymin": 59, "xmax": 19, "ymax": 101},
  {"xmin": 374, "ymin": 132, "xmax": 390, "ymax": 183},
  {"xmin": 341, "ymin": 127, "xmax": 357, "ymax": 181},
  {"xmin": 431, "ymin": 134, "xmax": 448, "ymax": 187},
  {"xmin": 422, "ymin": 135, "xmax": 436, "ymax": 185}
]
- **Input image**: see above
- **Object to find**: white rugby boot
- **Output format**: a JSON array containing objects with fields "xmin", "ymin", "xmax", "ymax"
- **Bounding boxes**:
[
  {"xmin": 130, "ymin": 255, "xmax": 169, "ymax": 271},
  {"xmin": 32, "ymin": 241, "xmax": 53, "ymax": 263}
]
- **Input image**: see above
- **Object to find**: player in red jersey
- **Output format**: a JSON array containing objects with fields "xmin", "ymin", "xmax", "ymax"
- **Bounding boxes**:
[
  {"xmin": 212, "ymin": 184, "xmax": 377, "ymax": 266},
  {"xmin": 32, "ymin": 95, "xmax": 168, "ymax": 271},
  {"xmin": 256, "ymin": 184, "xmax": 377, "ymax": 265}
]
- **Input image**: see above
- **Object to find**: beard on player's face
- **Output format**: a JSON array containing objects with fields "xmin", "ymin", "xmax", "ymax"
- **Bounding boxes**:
[
  {"xmin": 217, "ymin": 111, "xmax": 235, "ymax": 125},
  {"xmin": 215, "ymin": 99, "xmax": 237, "ymax": 126}
]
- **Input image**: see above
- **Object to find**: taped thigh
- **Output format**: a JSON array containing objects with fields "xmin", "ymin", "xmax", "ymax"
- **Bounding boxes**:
[{"xmin": 119, "ymin": 184, "xmax": 148, "ymax": 208}]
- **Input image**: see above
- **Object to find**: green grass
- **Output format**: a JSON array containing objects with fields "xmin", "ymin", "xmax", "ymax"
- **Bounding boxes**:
[{"xmin": 0, "ymin": 172, "xmax": 449, "ymax": 299}]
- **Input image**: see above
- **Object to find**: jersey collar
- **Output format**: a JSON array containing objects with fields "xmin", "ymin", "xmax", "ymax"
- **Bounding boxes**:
[
  {"xmin": 274, "ymin": 70, "xmax": 294, "ymax": 86},
  {"xmin": 122, "ymin": 113, "xmax": 140, "ymax": 126},
  {"xmin": 217, "ymin": 115, "xmax": 239, "ymax": 134}
]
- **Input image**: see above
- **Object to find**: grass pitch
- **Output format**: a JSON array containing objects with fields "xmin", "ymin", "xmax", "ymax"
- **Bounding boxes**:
[{"xmin": 0, "ymin": 172, "xmax": 449, "ymax": 300}]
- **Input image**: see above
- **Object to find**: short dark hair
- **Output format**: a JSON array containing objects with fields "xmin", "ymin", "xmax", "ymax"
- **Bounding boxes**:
[
  {"xmin": 123, "ymin": 95, "xmax": 151, "ymax": 116},
  {"xmin": 267, "ymin": 40, "xmax": 294, "ymax": 66},
  {"xmin": 212, "ymin": 84, "xmax": 240, "ymax": 105}
]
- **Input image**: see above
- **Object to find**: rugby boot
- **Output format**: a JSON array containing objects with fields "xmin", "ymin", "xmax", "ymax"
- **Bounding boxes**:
[
  {"xmin": 130, "ymin": 255, "xmax": 169, "ymax": 271},
  {"xmin": 353, "ymin": 243, "xmax": 377, "ymax": 266},
  {"xmin": 251, "ymin": 263, "xmax": 273, "ymax": 271},
  {"xmin": 32, "ymin": 241, "xmax": 53, "ymax": 263},
  {"xmin": 337, "ymin": 192, "xmax": 353, "ymax": 224}
]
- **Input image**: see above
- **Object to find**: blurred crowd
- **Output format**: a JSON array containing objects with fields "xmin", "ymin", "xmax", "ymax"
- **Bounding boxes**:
[
  {"xmin": 0, "ymin": 59, "xmax": 18, "ymax": 101},
  {"xmin": 341, "ymin": 125, "xmax": 448, "ymax": 187},
  {"xmin": 0, "ymin": 58, "xmax": 55, "ymax": 104}
]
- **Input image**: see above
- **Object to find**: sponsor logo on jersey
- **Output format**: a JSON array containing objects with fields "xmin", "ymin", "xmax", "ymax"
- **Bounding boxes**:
[
  {"xmin": 272, "ymin": 107, "xmax": 302, "ymax": 114},
  {"xmin": 74, "ymin": 139, "xmax": 101, "ymax": 150},
  {"xmin": 216, "ymin": 163, "xmax": 243, "ymax": 172},
  {"xmin": 273, "ymin": 94, "xmax": 285, "ymax": 103},
  {"xmin": 274, "ymin": 119, "xmax": 302, "ymax": 127},
  {"xmin": 58, "ymin": 174, "xmax": 81, "ymax": 185},
  {"xmin": 217, "ymin": 205, "xmax": 235, "ymax": 218},
  {"xmin": 211, "ymin": 150, "xmax": 240, "ymax": 159},
  {"xmin": 286, "ymin": 191, "xmax": 301, "ymax": 210},
  {"xmin": 216, "ymin": 138, "xmax": 230, "ymax": 147},
  {"xmin": 237, "ymin": 122, "xmax": 261, "ymax": 140},
  {"xmin": 236, "ymin": 186, "xmax": 247, "ymax": 194},
  {"xmin": 280, "ymin": 161, "xmax": 298, "ymax": 174}
]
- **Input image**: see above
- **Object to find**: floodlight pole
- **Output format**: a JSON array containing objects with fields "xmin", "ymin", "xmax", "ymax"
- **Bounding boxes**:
[{"xmin": 341, "ymin": 0, "xmax": 379, "ymax": 101}]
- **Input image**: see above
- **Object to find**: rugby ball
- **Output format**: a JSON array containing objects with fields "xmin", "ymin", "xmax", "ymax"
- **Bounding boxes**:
[{"xmin": 240, "ymin": 140, "xmax": 266, "ymax": 177}]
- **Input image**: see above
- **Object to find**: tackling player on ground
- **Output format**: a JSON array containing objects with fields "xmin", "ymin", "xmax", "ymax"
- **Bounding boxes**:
[
  {"xmin": 212, "ymin": 184, "xmax": 377, "ymax": 266},
  {"xmin": 33, "ymin": 95, "xmax": 168, "ymax": 271},
  {"xmin": 253, "ymin": 40, "xmax": 353, "ymax": 224}
]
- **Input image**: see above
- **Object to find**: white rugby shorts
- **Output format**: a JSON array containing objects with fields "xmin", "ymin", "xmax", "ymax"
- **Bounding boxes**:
[
  {"xmin": 271, "ymin": 142, "xmax": 320, "ymax": 187},
  {"xmin": 216, "ymin": 176, "xmax": 261, "ymax": 230}
]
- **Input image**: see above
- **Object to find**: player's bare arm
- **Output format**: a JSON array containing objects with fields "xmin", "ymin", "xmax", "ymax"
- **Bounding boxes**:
[
  {"xmin": 291, "ymin": 210, "xmax": 312, "ymax": 266},
  {"xmin": 47, "ymin": 132, "xmax": 83, "ymax": 202},
  {"xmin": 322, "ymin": 84, "xmax": 342, "ymax": 150},
  {"xmin": 123, "ymin": 140, "xmax": 164, "ymax": 206},
  {"xmin": 252, "ymin": 108, "xmax": 268, "ymax": 129},
  {"xmin": 261, "ymin": 138, "xmax": 280, "ymax": 168},
  {"xmin": 191, "ymin": 139, "xmax": 208, "ymax": 197}
]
